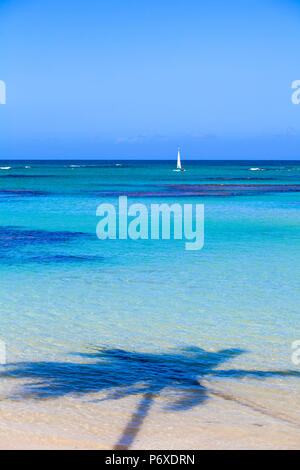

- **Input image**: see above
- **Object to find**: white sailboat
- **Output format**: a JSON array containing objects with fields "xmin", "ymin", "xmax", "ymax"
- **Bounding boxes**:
[{"xmin": 173, "ymin": 147, "xmax": 185, "ymax": 171}]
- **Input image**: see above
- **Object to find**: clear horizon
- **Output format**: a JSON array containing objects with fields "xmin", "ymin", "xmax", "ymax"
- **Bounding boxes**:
[{"xmin": 1, "ymin": 158, "xmax": 300, "ymax": 161}]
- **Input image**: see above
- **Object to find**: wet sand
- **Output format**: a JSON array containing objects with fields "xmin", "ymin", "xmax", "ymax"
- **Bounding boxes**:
[{"xmin": 1, "ymin": 388, "xmax": 299, "ymax": 450}]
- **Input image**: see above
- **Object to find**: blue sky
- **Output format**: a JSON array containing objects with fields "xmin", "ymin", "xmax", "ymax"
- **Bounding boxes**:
[{"xmin": 0, "ymin": 0, "xmax": 300, "ymax": 159}]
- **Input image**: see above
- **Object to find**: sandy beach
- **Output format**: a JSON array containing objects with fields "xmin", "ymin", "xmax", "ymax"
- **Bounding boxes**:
[{"xmin": 1, "ymin": 383, "xmax": 299, "ymax": 450}]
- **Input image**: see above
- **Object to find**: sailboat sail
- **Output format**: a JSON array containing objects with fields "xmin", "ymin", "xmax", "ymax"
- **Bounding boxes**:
[{"xmin": 177, "ymin": 148, "xmax": 181, "ymax": 169}]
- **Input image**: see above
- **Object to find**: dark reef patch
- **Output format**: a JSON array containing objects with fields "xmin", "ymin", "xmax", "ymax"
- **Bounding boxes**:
[
  {"xmin": 94, "ymin": 183, "xmax": 300, "ymax": 198},
  {"xmin": 0, "ymin": 189, "xmax": 47, "ymax": 197},
  {"xmin": 0, "ymin": 226, "xmax": 91, "ymax": 249},
  {"xmin": 0, "ymin": 175, "xmax": 63, "ymax": 179},
  {"xmin": 27, "ymin": 254, "xmax": 104, "ymax": 264}
]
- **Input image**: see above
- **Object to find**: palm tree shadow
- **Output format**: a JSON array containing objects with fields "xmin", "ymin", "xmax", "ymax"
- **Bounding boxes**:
[{"xmin": 1, "ymin": 346, "xmax": 299, "ymax": 449}]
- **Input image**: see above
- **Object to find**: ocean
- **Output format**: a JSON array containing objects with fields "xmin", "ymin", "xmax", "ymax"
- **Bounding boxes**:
[{"xmin": 0, "ymin": 160, "xmax": 299, "ymax": 449}]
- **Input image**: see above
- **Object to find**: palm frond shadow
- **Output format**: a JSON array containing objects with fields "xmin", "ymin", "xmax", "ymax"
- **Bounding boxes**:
[{"xmin": 1, "ymin": 346, "xmax": 299, "ymax": 449}]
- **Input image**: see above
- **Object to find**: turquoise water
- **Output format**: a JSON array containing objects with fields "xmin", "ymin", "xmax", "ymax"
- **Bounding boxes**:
[{"xmin": 0, "ymin": 160, "xmax": 299, "ymax": 440}]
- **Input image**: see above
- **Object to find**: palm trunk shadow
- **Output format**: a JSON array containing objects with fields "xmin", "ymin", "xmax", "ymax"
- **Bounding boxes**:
[{"xmin": 113, "ymin": 391, "xmax": 156, "ymax": 450}]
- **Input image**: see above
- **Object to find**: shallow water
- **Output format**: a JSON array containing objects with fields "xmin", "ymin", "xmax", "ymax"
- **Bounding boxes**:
[{"xmin": 0, "ymin": 160, "xmax": 299, "ymax": 448}]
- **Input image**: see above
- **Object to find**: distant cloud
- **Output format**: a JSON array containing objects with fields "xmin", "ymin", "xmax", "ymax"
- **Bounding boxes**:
[
  {"xmin": 115, "ymin": 133, "xmax": 217, "ymax": 145},
  {"xmin": 286, "ymin": 127, "xmax": 299, "ymax": 137},
  {"xmin": 116, "ymin": 135, "xmax": 147, "ymax": 144},
  {"xmin": 188, "ymin": 132, "xmax": 217, "ymax": 140}
]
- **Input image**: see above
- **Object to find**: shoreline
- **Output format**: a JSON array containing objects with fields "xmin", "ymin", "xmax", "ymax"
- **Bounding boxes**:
[{"xmin": 1, "ymin": 391, "xmax": 299, "ymax": 450}]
